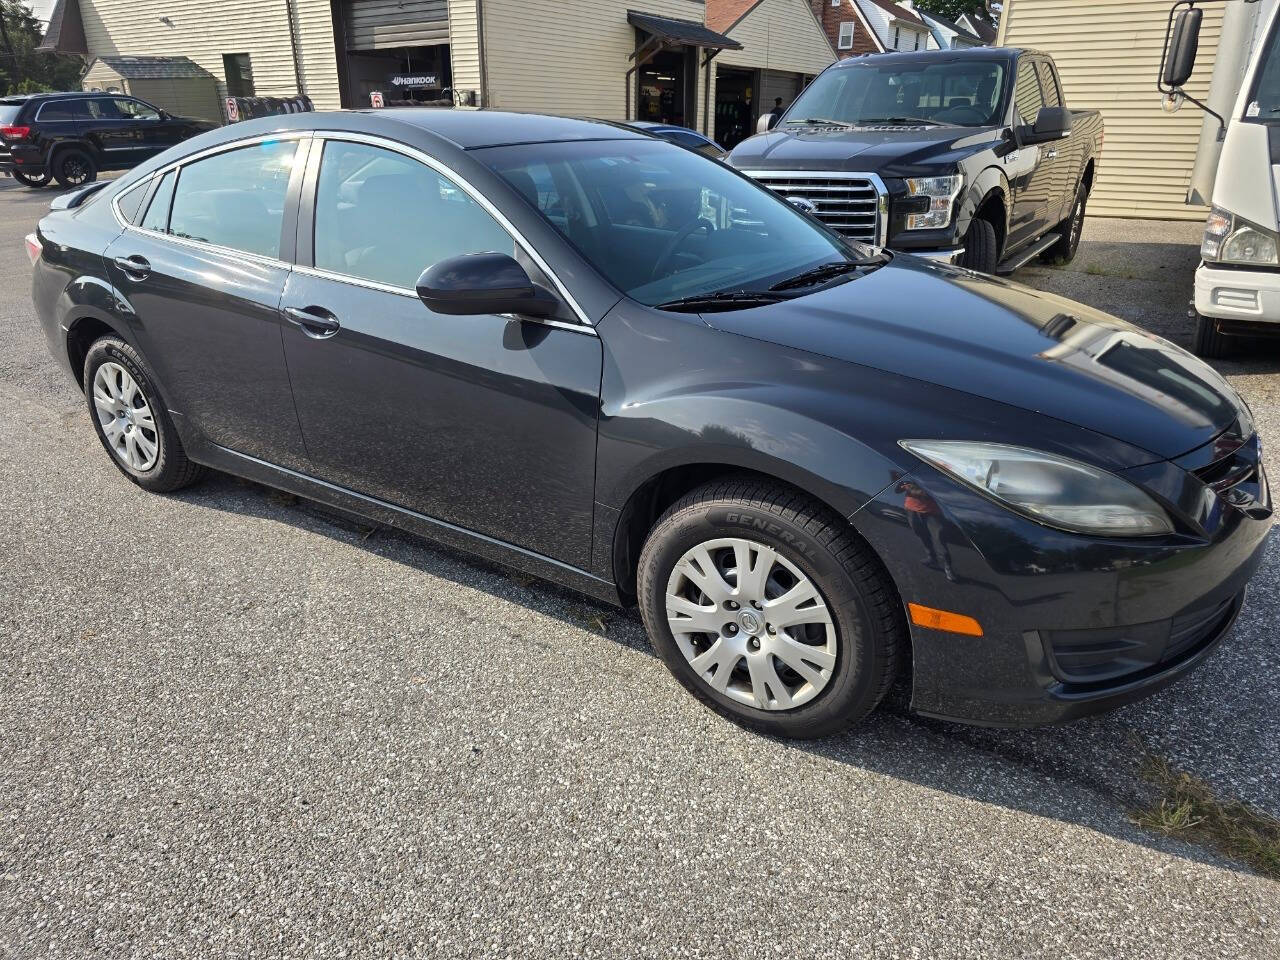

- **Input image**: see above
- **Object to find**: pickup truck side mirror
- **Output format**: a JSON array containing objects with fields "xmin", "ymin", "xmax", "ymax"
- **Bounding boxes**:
[
  {"xmin": 1162, "ymin": 8, "xmax": 1203, "ymax": 89},
  {"xmin": 1019, "ymin": 106, "xmax": 1071, "ymax": 146}
]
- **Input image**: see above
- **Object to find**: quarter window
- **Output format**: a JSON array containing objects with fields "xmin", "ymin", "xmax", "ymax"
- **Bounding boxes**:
[
  {"xmin": 1014, "ymin": 60, "xmax": 1045, "ymax": 124},
  {"xmin": 312, "ymin": 140, "xmax": 515, "ymax": 289},
  {"xmin": 139, "ymin": 170, "xmax": 176, "ymax": 232},
  {"xmin": 116, "ymin": 179, "xmax": 151, "ymax": 223},
  {"xmin": 167, "ymin": 140, "xmax": 298, "ymax": 257}
]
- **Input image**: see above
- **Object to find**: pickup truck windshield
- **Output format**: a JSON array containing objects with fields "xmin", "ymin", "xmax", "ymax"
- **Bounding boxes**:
[
  {"xmin": 1250, "ymin": 16, "xmax": 1280, "ymax": 117},
  {"xmin": 784, "ymin": 60, "xmax": 1008, "ymax": 128},
  {"xmin": 481, "ymin": 139, "xmax": 876, "ymax": 308}
]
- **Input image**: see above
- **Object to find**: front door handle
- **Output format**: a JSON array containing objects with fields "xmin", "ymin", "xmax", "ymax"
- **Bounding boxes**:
[
  {"xmin": 112, "ymin": 254, "xmax": 151, "ymax": 280},
  {"xmin": 283, "ymin": 305, "xmax": 341, "ymax": 339}
]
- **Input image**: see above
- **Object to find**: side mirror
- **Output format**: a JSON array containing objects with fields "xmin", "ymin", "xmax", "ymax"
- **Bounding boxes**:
[
  {"xmin": 416, "ymin": 252, "xmax": 559, "ymax": 317},
  {"xmin": 1163, "ymin": 8, "xmax": 1203, "ymax": 89},
  {"xmin": 1020, "ymin": 106, "xmax": 1071, "ymax": 145},
  {"xmin": 757, "ymin": 114, "xmax": 774, "ymax": 135}
]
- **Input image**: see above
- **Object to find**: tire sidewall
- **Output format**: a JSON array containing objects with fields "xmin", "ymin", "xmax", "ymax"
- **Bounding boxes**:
[
  {"xmin": 54, "ymin": 149, "xmax": 96, "ymax": 188},
  {"xmin": 639, "ymin": 498, "xmax": 887, "ymax": 736},
  {"xmin": 84, "ymin": 337, "xmax": 172, "ymax": 487}
]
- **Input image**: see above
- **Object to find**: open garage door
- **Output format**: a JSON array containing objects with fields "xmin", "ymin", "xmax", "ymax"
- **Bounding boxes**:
[{"xmin": 345, "ymin": 0, "xmax": 448, "ymax": 51}]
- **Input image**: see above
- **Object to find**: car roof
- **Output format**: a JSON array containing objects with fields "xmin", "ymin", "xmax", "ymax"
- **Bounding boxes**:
[
  {"xmin": 834, "ymin": 46, "xmax": 1022, "ymax": 69},
  {"xmin": 0, "ymin": 91, "xmax": 119, "ymax": 104},
  {"xmin": 365, "ymin": 109, "xmax": 650, "ymax": 149}
]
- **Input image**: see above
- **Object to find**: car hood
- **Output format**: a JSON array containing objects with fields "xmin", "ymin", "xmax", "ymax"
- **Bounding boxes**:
[
  {"xmin": 728, "ymin": 125, "xmax": 1000, "ymax": 177},
  {"xmin": 706, "ymin": 256, "xmax": 1249, "ymax": 462}
]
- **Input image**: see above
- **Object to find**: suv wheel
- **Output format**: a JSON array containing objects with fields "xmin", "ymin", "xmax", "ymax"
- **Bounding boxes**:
[
  {"xmin": 53, "ymin": 149, "xmax": 97, "ymax": 189},
  {"xmin": 13, "ymin": 170, "xmax": 51, "ymax": 188},
  {"xmin": 83, "ymin": 336, "xmax": 205, "ymax": 492},
  {"xmin": 637, "ymin": 479, "xmax": 905, "ymax": 739}
]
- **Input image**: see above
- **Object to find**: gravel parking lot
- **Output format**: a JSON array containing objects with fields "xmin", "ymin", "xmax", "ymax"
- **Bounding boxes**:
[{"xmin": 1, "ymin": 181, "xmax": 1277, "ymax": 959}]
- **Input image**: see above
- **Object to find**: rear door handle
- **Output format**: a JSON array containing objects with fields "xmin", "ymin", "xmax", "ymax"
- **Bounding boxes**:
[
  {"xmin": 112, "ymin": 255, "xmax": 151, "ymax": 280},
  {"xmin": 283, "ymin": 305, "xmax": 341, "ymax": 339}
]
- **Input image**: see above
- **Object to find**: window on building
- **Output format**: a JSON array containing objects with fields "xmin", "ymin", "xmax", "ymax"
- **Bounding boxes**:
[
  {"xmin": 313, "ymin": 140, "xmax": 514, "ymax": 289},
  {"xmin": 1014, "ymin": 59, "xmax": 1045, "ymax": 124},
  {"xmin": 914, "ymin": 31, "xmax": 921, "ymax": 50},
  {"xmin": 223, "ymin": 53, "xmax": 255, "ymax": 98},
  {"xmin": 139, "ymin": 170, "xmax": 176, "ymax": 232},
  {"xmin": 838, "ymin": 22, "xmax": 855, "ymax": 50},
  {"xmin": 893, "ymin": 26, "xmax": 900, "ymax": 48},
  {"xmin": 1035, "ymin": 61, "xmax": 1062, "ymax": 107},
  {"xmin": 168, "ymin": 140, "xmax": 298, "ymax": 257},
  {"xmin": 113, "ymin": 98, "xmax": 160, "ymax": 120}
]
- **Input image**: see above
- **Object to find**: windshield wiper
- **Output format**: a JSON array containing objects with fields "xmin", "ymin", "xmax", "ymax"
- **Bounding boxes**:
[
  {"xmin": 769, "ymin": 260, "xmax": 868, "ymax": 292},
  {"xmin": 655, "ymin": 290, "xmax": 788, "ymax": 313},
  {"xmin": 858, "ymin": 116, "xmax": 941, "ymax": 126},
  {"xmin": 784, "ymin": 117, "xmax": 850, "ymax": 127}
]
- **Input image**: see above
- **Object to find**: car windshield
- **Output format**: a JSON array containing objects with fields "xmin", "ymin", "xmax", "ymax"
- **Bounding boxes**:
[
  {"xmin": 479, "ymin": 139, "xmax": 876, "ymax": 307},
  {"xmin": 784, "ymin": 59, "xmax": 1007, "ymax": 128}
]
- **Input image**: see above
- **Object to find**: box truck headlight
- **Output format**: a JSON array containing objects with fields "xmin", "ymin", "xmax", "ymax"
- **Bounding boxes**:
[{"xmin": 1202, "ymin": 207, "xmax": 1279, "ymax": 266}]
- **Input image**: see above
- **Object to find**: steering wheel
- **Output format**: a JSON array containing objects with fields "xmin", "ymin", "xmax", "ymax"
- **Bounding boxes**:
[
  {"xmin": 934, "ymin": 105, "xmax": 988, "ymax": 125},
  {"xmin": 651, "ymin": 217, "xmax": 716, "ymax": 280}
]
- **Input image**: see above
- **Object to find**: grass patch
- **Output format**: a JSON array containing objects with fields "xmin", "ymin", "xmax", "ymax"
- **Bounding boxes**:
[{"xmin": 1131, "ymin": 753, "xmax": 1280, "ymax": 879}]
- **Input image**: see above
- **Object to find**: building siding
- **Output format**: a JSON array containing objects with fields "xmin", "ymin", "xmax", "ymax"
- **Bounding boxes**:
[
  {"xmin": 76, "ymin": 0, "xmax": 341, "ymax": 113},
  {"xmin": 999, "ymin": 0, "xmax": 1222, "ymax": 220},
  {"xmin": 716, "ymin": 0, "xmax": 835, "ymax": 77},
  {"xmin": 446, "ymin": 0, "xmax": 482, "ymax": 104}
]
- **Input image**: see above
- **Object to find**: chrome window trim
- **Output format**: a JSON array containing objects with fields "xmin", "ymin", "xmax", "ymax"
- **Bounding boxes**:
[
  {"xmin": 743, "ymin": 169, "xmax": 888, "ymax": 248},
  {"xmin": 116, "ymin": 221, "xmax": 294, "ymax": 270},
  {"xmin": 308, "ymin": 130, "xmax": 594, "ymax": 328}
]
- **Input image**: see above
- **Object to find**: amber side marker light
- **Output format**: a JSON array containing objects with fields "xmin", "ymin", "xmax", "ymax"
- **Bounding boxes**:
[{"xmin": 908, "ymin": 603, "xmax": 983, "ymax": 637}]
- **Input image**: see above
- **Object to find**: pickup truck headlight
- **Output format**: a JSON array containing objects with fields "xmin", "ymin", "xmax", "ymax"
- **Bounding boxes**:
[
  {"xmin": 1202, "ymin": 206, "xmax": 1279, "ymax": 266},
  {"xmin": 900, "ymin": 441, "xmax": 1174, "ymax": 537},
  {"xmin": 903, "ymin": 175, "xmax": 963, "ymax": 230}
]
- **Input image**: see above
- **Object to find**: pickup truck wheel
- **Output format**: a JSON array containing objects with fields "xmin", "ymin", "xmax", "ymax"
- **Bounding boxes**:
[
  {"xmin": 13, "ymin": 170, "xmax": 51, "ymax": 188},
  {"xmin": 53, "ymin": 149, "xmax": 97, "ymax": 189},
  {"xmin": 637, "ymin": 478, "xmax": 905, "ymax": 739},
  {"xmin": 1192, "ymin": 312, "xmax": 1234, "ymax": 360},
  {"xmin": 1041, "ymin": 183, "xmax": 1087, "ymax": 265},
  {"xmin": 958, "ymin": 218, "xmax": 998, "ymax": 273}
]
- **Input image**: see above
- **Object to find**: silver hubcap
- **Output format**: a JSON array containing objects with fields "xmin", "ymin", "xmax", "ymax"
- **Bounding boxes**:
[
  {"xmin": 665, "ymin": 537, "xmax": 838, "ymax": 711},
  {"xmin": 92, "ymin": 361, "xmax": 159, "ymax": 472}
]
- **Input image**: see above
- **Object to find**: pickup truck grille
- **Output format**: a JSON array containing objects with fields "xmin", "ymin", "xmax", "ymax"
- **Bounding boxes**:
[{"xmin": 743, "ymin": 170, "xmax": 884, "ymax": 247}]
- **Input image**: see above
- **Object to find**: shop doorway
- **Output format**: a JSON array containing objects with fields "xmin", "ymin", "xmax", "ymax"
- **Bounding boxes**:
[
  {"xmin": 343, "ymin": 44, "xmax": 453, "ymax": 107},
  {"xmin": 714, "ymin": 66, "xmax": 755, "ymax": 150},
  {"xmin": 636, "ymin": 47, "xmax": 696, "ymax": 127}
]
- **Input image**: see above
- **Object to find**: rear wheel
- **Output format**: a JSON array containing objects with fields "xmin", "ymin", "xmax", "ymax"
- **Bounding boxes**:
[
  {"xmin": 83, "ymin": 336, "xmax": 205, "ymax": 492},
  {"xmin": 13, "ymin": 170, "xmax": 51, "ymax": 188},
  {"xmin": 958, "ymin": 216, "xmax": 999, "ymax": 273},
  {"xmin": 637, "ymin": 479, "xmax": 905, "ymax": 739},
  {"xmin": 1192, "ymin": 311, "xmax": 1234, "ymax": 360},
  {"xmin": 53, "ymin": 149, "xmax": 96, "ymax": 189},
  {"xmin": 1041, "ymin": 181, "xmax": 1088, "ymax": 265}
]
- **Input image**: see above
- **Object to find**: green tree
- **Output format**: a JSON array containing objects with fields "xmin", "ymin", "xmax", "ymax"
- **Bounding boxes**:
[
  {"xmin": 0, "ymin": 1, "xmax": 83, "ymax": 96},
  {"xmin": 911, "ymin": 0, "xmax": 994, "ymax": 25}
]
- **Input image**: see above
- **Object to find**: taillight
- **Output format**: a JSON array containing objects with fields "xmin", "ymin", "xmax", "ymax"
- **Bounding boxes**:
[
  {"xmin": 24, "ymin": 233, "xmax": 41, "ymax": 265},
  {"xmin": 0, "ymin": 125, "xmax": 30, "ymax": 140}
]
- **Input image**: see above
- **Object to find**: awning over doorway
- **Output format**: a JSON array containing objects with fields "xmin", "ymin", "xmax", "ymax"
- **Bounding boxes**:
[{"xmin": 626, "ymin": 10, "xmax": 742, "ymax": 51}]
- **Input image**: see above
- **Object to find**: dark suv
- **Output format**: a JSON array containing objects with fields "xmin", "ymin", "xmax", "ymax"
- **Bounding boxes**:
[{"xmin": 0, "ymin": 91, "xmax": 216, "ymax": 189}]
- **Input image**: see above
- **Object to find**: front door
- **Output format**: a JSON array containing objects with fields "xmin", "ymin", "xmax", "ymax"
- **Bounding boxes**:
[
  {"xmin": 113, "ymin": 97, "xmax": 186, "ymax": 158},
  {"xmin": 279, "ymin": 138, "xmax": 602, "ymax": 568},
  {"xmin": 1006, "ymin": 58, "xmax": 1057, "ymax": 251},
  {"xmin": 103, "ymin": 136, "xmax": 310, "ymax": 469}
]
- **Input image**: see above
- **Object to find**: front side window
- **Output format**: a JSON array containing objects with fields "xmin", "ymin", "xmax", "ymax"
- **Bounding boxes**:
[
  {"xmin": 481, "ymin": 139, "xmax": 864, "ymax": 307},
  {"xmin": 784, "ymin": 60, "xmax": 1007, "ymax": 127},
  {"xmin": 1035, "ymin": 62, "xmax": 1061, "ymax": 107},
  {"xmin": 168, "ymin": 139, "xmax": 299, "ymax": 257},
  {"xmin": 114, "ymin": 98, "xmax": 160, "ymax": 120},
  {"xmin": 313, "ymin": 140, "xmax": 514, "ymax": 289}
]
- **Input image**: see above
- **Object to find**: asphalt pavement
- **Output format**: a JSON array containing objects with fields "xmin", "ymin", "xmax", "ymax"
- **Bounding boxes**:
[{"xmin": 1, "ymin": 181, "xmax": 1277, "ymax": 959}]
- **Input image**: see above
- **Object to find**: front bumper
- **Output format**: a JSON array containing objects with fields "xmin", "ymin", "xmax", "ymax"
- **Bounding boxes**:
[
  {"xmin": 898, "ymin": 246, "xmax": 965, "ymax": 265},
  {"xmin": 857, "ymin": 438, "xmax": 1273, "ymax": 727},
  {"xmin": 1195, "ymin": 262, "xmax": 1280, "ymax": 325}
]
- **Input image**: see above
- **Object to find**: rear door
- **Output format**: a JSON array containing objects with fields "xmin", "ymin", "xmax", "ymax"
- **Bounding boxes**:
[
  {"xmin": 1007, "ymin": 56, "xmax": 1057, "ymax": 250},
  {"xmin": 82, "ymin": 97, "xmax": 145, "ymax": 167},
  {"xmin": 102, "ymin": 134, "xmax": 311, "ymax": 469}
]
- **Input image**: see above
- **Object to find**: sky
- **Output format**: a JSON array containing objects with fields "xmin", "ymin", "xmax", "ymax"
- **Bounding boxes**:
[{"xmin": 28, "ymin": 0, "xmax": 55, "ymax": 28}]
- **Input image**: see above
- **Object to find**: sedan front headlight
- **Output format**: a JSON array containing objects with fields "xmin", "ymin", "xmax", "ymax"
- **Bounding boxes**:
[
  {"xmin": 1202, "ymin": 206, "xmax": 1279, "ymax": 266},
  {"xmin": 900, "ymin": 441, "xmax": 1174, "ymax": 537},
  {"xmin": 903, "ymin": 174, "xmax": 963, "ymax": 230}
]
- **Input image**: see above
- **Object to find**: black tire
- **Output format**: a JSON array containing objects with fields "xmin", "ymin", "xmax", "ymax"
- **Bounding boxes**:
[
  {"xmin": 13, "ymin": 170, "xmax": 51, "ymax": 188},
  {"xmin": 1041, "ymin": 181, "xmax": 1088, "ymax": 265},
  {"xmin": 83, "ymin": 336, "xmax": 205, "ymax": 493},
  {"xmin": 958, "ymin": 216, "xmax": 999, "ymax": 273},
  {"xmin": 637, "ymin": 478, "xmax": 906, "ymax": 739},
  {"xmin": 1192, "ymin": 312, "xmax": 1233, "ymax": 360},
  {"xmin": 52, "ymin": 148, "xmax": 97, "ymax": 189}
]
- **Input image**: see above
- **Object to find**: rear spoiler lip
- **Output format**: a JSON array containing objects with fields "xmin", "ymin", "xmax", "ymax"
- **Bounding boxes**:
[{"xmin": 50, "ymin": 180, "xmax": 110, "ymax": 211}]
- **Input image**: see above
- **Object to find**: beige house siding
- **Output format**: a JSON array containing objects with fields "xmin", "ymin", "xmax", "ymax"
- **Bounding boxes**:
[
  {"xmin": 446, "ymin": 0, "xmax": 483, "ymax": 103},
  {"xmin": 480, "ymin": 0, "xmax": 713, "ymax": 127},
  {"xmin": 76, "ymin": 0, "xmax": 342, "ymax": 113},
  {"xmin": 998, "ymin": 0, "xmax": 1222, "ymax": 220}
]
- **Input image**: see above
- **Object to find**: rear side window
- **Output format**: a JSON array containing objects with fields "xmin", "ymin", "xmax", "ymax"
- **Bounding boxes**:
[
  {"xmin": 168, "ymin": 140, "xmax": 299, "ymax": 258},
  {"xmin": 1014, "ymin": 60, "xmax": 1044, "ymax": 123},
  {"xmin": 312, "ymin": 139, "xmax": 514, "ymax": 288},
  {"xmin": 139, "ymin": 170, "xmax": 176, "ymax": 232},
  {"xmin": 116, "ymin": 179, "xmax": 151, "ymax": 223},
  {"xmin": 37, "ymin": 99, "xmax": 88, "ymax": 122},
  {"xmin": 1035, "ymin": 62, "xmax": 1061, "ymax": 108}
]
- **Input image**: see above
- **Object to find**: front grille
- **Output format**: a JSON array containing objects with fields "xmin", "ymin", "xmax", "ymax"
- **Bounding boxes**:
[{"xmin": 744, "ymin": 170, "xmax": 884, "ymax": 246}]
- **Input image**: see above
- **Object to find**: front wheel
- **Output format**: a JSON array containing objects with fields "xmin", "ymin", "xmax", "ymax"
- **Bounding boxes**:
[
  {"xmin": 13, "ymin": 170, "xmax": 51, "ymax": 188},
  {"xmin": 1192, "ymin": 311, "xmax": 1234, "ymax": 360},
  {"xmin": 637, "ymin": 479, "xmax": 905, "ymax": 739},
  {"xmin": 958, "ymin": 217, "xmax": 999, "ymax": 273}
]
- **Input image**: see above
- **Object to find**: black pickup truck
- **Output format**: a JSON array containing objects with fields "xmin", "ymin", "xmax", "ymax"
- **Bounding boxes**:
[{"xmin": 728, "ymin": 47, "xmax": 1103, "ymax": 274}]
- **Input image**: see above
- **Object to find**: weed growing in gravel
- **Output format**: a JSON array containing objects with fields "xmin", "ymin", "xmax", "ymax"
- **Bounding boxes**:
[{"xmin": 1132, "ymin": 752, "xmax": 1280, "ymax": 880}]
